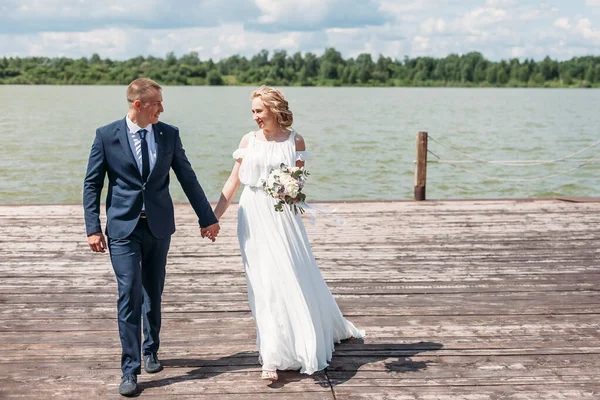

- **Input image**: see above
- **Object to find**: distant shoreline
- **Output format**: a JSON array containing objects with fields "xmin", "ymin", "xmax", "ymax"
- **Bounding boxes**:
[
  {"xmin": 2, "ymin": 49, "xmax": 598, "ymax": 88},
  {"xmin": 1, "ymin": 83, "xmax": 598, "ymax": 88}
]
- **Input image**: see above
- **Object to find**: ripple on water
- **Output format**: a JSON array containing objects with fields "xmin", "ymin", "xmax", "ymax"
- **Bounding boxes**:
[{"xmin": 1, "ymin": 86, "xmax": 599, "ymax": 203}]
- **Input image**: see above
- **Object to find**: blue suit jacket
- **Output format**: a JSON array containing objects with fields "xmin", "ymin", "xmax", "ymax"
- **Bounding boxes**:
[{"xmin": 83, "ymin": 118, "xmax": 217, "ymax": 239}]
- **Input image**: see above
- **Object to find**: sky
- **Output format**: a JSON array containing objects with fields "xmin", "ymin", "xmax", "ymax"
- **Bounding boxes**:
[{"xmin": 0, "ymin": 0, "xmax": 599, "ymax": 61}]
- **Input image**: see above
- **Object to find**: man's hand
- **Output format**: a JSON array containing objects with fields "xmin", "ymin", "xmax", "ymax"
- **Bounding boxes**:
[
  {"xmin": 201, "ymin": 222, "xmax": 220, "ymax": 242},
  {"xmin": 88, "ymin": 232, "xmax": 107, "ymax": 253}
]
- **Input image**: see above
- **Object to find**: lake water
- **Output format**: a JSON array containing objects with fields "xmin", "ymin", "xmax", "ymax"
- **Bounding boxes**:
[{"xmin": 0, "ymin": 85, "xmax": 599, "ymax": 204}]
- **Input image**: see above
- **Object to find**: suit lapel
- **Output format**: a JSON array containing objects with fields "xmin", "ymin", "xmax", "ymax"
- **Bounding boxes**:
[
  {"xmin": 148, "ymin": 123, "xmax": 164, "ymax": 181},
  {"xmin": 116, "ymin": 118, "xmax": 141, "ymax": 177}
]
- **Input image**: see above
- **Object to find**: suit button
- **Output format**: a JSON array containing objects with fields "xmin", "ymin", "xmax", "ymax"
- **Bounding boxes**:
[{"xmin": 142, "ymin": 187, "xmax": 146, "ymax": 191}]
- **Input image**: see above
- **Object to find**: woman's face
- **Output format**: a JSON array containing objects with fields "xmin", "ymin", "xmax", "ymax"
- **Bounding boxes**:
[{"xmin": 251, "ymin": 97, "xmax": 277, "ymax": 130}]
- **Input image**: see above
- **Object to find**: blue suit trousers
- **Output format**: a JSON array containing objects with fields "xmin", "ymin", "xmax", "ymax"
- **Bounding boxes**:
[{"xmin": 108, "ymin": 218, "xmax": 171, "ymax": 376}]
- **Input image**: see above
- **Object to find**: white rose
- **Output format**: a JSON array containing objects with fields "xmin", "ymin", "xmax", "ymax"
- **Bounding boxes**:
[{"xmin": 284, "ymin": 180, "xmax": 300, "ymax": 198}]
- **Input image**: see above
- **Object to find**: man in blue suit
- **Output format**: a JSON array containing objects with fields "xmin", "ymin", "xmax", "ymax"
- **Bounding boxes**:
[{"xmin": 83, "ymin": 78, "xmax": 220, "ymax": 396}]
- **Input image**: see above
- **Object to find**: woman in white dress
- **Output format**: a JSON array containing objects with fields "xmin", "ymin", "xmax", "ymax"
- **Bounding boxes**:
[{"xmin": 213, "ymin": 86, "xmax": 363, "ymax": 382}]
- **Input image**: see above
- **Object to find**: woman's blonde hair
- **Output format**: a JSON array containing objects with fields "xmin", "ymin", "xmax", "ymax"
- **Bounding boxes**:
[{"xmin": 251, "ymin": 86, "xmax": 293, "ymax": 129}]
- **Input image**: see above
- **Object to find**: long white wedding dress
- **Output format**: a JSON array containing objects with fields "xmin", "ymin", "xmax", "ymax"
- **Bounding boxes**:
[{"xmin": 232, "ymin": 130, "xmax": 364, "ymax": 374}]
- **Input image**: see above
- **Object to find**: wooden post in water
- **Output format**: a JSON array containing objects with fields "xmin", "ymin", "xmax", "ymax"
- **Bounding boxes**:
[{"xmin": 414, "ymin": 131, "xmax": 428, "ymax": 201}]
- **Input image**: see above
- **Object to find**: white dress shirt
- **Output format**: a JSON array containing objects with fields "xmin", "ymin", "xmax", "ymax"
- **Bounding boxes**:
[
  {"xmin": 125, "ymin": 116, "xmax": 157, "ymax": 178},
  {"xmin": 126, "ymin": 117, "xmax": 158, "ymax": 212}
]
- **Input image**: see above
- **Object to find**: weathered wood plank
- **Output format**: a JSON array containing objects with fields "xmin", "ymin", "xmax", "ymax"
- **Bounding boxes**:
[
  {"xmin": 0, "ymin": 200, "xmax": 599, "ymax": 399},
  {"xmin": 332, "ymin": 385, "xmax": 600, "ymax": 400},
  {"xmin": 0, "ymin": 370, "xmax": 333, "ymax": 399}
]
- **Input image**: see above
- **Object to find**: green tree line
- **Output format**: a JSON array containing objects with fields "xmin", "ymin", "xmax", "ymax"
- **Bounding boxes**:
[{"xmin": 1, "ymin": 48, "xmax": 599, "ymax": 87}]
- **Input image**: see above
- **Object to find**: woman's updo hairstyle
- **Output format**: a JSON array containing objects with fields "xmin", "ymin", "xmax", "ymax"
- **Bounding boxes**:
[{"xmin": 251, "ymin": 86, "xmax": 293, "ymax": 129}]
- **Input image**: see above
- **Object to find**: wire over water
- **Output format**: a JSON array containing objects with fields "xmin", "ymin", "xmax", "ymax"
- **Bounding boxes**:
[
  {"xmin": 428, "ymin": 135, "xmax": 600, "ymax": 167},
  {"xmin": 425, "ymin": 135, "xmax": 600, "ymax": 183}
]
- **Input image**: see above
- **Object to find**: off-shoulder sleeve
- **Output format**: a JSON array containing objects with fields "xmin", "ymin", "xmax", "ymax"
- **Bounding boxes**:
[
  {"xmin": 232, "ymin": 148, "xmax": 246, "ymax": 159},
  {"xmin": 295, "ymin": 151, "xmax": 312, "ymax": 161}
]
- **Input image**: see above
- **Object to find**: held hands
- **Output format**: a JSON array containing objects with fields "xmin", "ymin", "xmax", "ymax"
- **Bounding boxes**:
[
  {"xmin": 201, "ymin": 222, "xmax": 220, "ymax": 242},
  {"xmin": 88, "ymin": 232, "xmax": 107, "ymax": 253}
]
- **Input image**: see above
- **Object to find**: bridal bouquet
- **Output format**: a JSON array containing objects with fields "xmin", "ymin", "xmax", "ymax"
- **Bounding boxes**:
[{"xmin": 262, "ymin": 163, "xmax": 310, "ymax": 214}]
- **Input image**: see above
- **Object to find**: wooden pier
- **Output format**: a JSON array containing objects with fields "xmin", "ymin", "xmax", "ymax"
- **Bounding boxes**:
[{"xmin": 1, "ymin": 199, "xmax": 599, "ymax": 399}]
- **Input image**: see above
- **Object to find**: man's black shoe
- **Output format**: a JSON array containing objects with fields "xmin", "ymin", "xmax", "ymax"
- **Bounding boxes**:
[
  {"xmin": 144, "ymin": 353, "xmax": 163, "ymax": 373},
  {"xmin": 119, "ymin": 374, "xmax": 137, "ymax": 397}
]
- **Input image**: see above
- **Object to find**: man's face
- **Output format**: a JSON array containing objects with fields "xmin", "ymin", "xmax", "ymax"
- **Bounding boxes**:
[{"xmin": 137, "ymin": 89, "xmax": 164, "ymax": 125}]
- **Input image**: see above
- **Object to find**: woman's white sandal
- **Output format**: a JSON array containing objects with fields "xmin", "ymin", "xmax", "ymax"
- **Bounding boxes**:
[{"xmin": 261, "ymin": 370, "xmax": 278, "ymax": 381}]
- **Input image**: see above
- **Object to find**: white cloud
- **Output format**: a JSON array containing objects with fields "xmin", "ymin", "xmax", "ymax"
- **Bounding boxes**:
[
  {"xmin": 553, "ymin": 17, "xmax": 600, "ymax": 43},
  {"xmin": 0, "ymin": 0, "xmax": 599, "ymax": 61},
  {"xmin": 254, "ymin": 0, "xmax": 329, "ymax": 24},
  {"xmin": 421, "ymin": 18, "xmax": 447, "ymax": 35},
  {"xmin": 412, "ymin": 36, "xmax": 431, "ymax": 54},
  {"xmin": 247, "ymin": 0, "xmax": 388, "ymax": 32},
  {"xmin": 0, "ymin": 0, "xmax": 260, "ymax": 33},
  {"xmin": 485, "ymin": 0, "xmax": 515, "ymax": 6},
  {"xmin": 554, "ymin": 17, "xmax": 571, "ymax": 30},
  {"xmin": 5, "ymin": 0, "xmax": 162, "ymax": 19},
  {"xmin": 1, "ymin": 28, "xmax": 138, "ymax": 59},
  {"xmin": 519, "ymin": 9, "xmax": 546, "ymax": 21},
  {"xmin": 511, "ymin": 46, "xmax": 526, "ymax": 58},
  {"xmin": 154, "ymin": 25, "xmax": 313, "ymax": 60},
  {"xmin": 462, "ymin": 7, "xmax": 507, "ymax": 29},
  {"xmin": 1, "ymin": 24, "xmax": 324, "ymax": 61},
  {"xmin": 573, "ymin": 18, "xmax": 600, "ymax": 40},
  {"xmin": 378, "ymin": 1, "xmax": 431, "ymax": 16}
]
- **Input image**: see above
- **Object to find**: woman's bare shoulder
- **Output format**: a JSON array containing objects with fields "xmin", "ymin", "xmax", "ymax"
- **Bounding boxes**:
[{"xmin": 294, "ymin": 132, "xmax": 306, "ymax": 151}]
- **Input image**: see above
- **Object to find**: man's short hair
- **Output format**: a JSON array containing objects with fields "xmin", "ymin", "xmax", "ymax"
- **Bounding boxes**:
[{"xmin": 127, "ymin": 78, "xmax": 162, "ymax": 103}]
